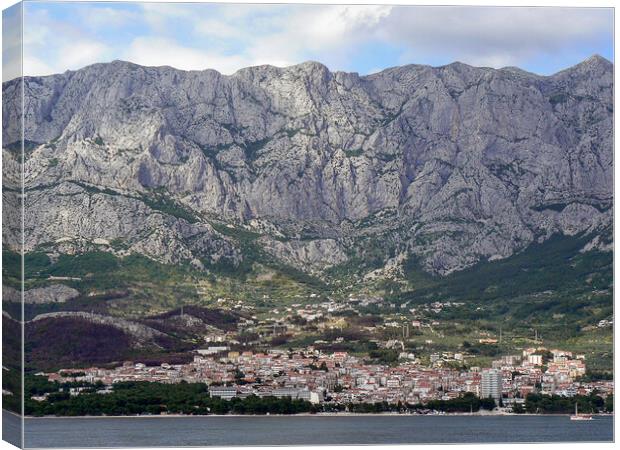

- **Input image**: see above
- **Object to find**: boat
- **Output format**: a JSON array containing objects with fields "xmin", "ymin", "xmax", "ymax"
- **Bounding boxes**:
[{"xmin": 570, "ymin": 403, "xmax": 593, "ymax": 421}]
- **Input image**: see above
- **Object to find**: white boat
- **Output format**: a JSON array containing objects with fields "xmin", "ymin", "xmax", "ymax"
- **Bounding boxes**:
[{"xmin": 570, "ymin": 403, "xmax": 593, "ymax": 421}]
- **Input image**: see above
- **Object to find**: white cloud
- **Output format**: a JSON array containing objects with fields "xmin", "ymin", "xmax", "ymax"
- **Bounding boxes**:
[
  {"xmin": 123, "ymin": 37, "xmax": 249, "ymax": 74},
  {"xmin": 78, "ymin": 6, "xmax": 138, "ymax": 30},
  {"xmin": 120, "ymin": 4, "xmax": 395, "ymax": 73},
  {"xmin": 126, "ymin": 4, "xmax": 610, "ymax": 74},
  {"xmin": 23, "ymin": 56, "xmax": 55, "ymax": 78},
  {"xmin": 57, "ymin": 41, "xmax": 108, "ymax": 71},
  {"xmin": 2, "ymin": 3, "xmax": 22, "ymax": 82},
  {"xmin": 240, "ymin": 5, "xmax": 392, "ymax": 71},
  {"xmin": 194, "ymin": 19, "xmax": 241, "ymax": 40},
  {"xmin": 20, "ymin": 6, "xmax": 113, "ymax": 76},
  {"xmin": 279, "ymin": 5, "xmax": 391, "ymax": 52},
  {"xmin": 17, "ymin": 3, "xmax": 613, "ymax": 78},
  {"xmin": 140, "ymin": 3, "xmax": 194, "ymax": 34},
  {"xmin": 379, "ymin": 7, "xmax": 613, "ymax": 69}
]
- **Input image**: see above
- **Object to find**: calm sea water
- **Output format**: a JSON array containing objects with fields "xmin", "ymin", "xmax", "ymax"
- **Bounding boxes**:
[{"xmin": 4, "ymin": 411, "xmax": 613, "ymax": 448}]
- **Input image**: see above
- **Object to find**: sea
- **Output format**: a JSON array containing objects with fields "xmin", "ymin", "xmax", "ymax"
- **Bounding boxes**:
[{"xmin": 2, "ymin": 410, "xmax": 613, "ymax": 448}]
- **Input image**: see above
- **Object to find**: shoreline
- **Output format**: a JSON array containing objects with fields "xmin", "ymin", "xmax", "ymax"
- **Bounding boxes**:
[{"xmin": 17, "ymin": 411, "xmax": 614, "ymax": 420}]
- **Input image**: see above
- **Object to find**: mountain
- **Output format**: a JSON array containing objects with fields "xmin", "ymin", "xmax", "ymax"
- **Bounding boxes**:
[
  {"xmin": 24, "ymin": 306, "xmax": 242, "ymax": 370},
  {"xmin": 2, "ymin": 55, "xmax": 613, "ymax": 280}
]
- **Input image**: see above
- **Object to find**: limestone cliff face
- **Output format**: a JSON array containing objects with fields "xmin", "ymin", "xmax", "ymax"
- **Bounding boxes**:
[{"xmin": 2, "ymin": 55, "xmax": 613, "ymax": 275}]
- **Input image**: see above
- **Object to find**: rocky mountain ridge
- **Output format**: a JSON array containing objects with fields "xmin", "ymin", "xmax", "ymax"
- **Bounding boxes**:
[{"xmin": 2, "ymin": 55, "xmax": 613, "ymax": 276}]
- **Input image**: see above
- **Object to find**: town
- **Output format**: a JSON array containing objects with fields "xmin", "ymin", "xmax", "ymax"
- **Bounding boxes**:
[{"xmin": 40, "ymin": 344, "xmax": 612, "ymax": 412}]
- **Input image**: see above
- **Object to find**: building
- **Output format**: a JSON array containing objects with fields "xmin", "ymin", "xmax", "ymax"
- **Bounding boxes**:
[
  {"xmin": 209, "ymin": 386, "xmax": 238, "ymax": 400},
  {"xmin": 297, "ymin": 390, "xmax": 324, "ymax": 404},
  {"xmin": 197, "ymin": 346, "xmax": 229, "ymax": 355},
  {"xmin": 501, "ymin": 355, "xmax": 521, "ymax": 366},
  {"xmin": 528, "ymin": 354, "xmax": 543, "ymax": 366},
  {"xmin": 480, "ymin": 369, "xmax": 502, "ymax": 402}
]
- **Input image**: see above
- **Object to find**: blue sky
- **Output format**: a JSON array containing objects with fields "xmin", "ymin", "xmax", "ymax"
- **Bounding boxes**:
[{"xmin": 3, "ymin": 2, "xmax": 614, "ymax": 81}]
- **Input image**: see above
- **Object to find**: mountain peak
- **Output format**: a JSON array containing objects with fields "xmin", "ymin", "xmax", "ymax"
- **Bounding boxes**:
[
  {"xmin": 584, "ymin": 54, "xmax": 612, "ymax": 65},
  {"xmin": 291, "ymin": 60, "xmax": 330, "ymax": 73},
  {"xmin": 234, "ymin": 61, "xmax": 329, "ymax": 77},
  {"xmin": 578, "ymin": 54, "xmax": 613, "ymax": 72},
  {"xmin": 554, "ymin": 54, "xmax": 613, "ymax": 77}
]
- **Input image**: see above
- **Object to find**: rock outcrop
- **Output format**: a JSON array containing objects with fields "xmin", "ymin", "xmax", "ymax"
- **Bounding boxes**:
[
  {"xmin": 30, "ymin": 311, "xmax": 166, "ymax": 345},
  {"xmin": 4, "ymin": 284, "xmax": 81, "ymax": 304},
  {"xmin": 2, "ymin": 55, "xmax": 613, "ymax": 275}
]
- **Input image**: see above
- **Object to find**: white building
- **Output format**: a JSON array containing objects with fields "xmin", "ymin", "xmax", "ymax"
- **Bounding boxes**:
[
  {"xmin": 480, "ymin": 369, "xmax": 502, "ymax": 402},
  {"xmin": 209, "ymin": 386, "xmax": 238, "ymax": 400},
  {"xmin": 528, "ymin": 354, "xmax": 543, "ymax": 366}
]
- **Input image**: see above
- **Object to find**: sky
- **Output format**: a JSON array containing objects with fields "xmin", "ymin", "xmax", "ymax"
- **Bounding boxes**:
[{"xmin": 2, "ymin": 2, "xmax": 615, "ymax": 82}]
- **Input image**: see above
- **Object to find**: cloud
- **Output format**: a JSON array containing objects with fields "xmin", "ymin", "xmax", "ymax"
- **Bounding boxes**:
[
  {"xmin": 2, "ymin": 4, "xmax": 22, "ymax": 82},
  {"xmin": 125, "ymin": 4, "xmax": 611, "ymax": 74},
  {"xmin": 20, "ymin": 6, "xmax": 113, "ymax": 76},
  {"xmin": 17, "ymin": 3, "xmax": 613, "ymax": 79},
  {"xmin": 123, "ymin": 4, "xmax": 395, "ymax": 73},
  {"xmin": 22, "ymin": 56, "xmax": 54, "ymax": 78},
  {"xmin": 282, "ymin": 5, "xmax": 391, "ymax": 52},
  {"xmin": 245, "ymin": 5, "xmax": 391, "ymax": 66},
  {"xmin": 379, "ymin": 7, "xmax": 613, "ymax": 69},
  {"xmin": 123, "ymin": 36, "xmax": 248, "ymax": 74},
  {"xmin": 57, "ymin": 41, "xmax": 108, "ymax": 71},
  {"xmin": 140, "ymin": 3, "xmax": 197, "ymax": 34},
  {"xmin": 77, "ymin": 6, "xmax": 138, "ymax": 31},
  {"xmin": 191, "ymin": 5, "xmax": 394, "ymax": 72},
  {"xmin": 194, "ymin": 19, "xmax": 242, "ymax": 40}
]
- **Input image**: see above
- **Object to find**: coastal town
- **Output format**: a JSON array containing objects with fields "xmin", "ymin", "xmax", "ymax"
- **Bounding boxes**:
[{"xmin": 40, "ymin": 344, "xmax": 613, "ymax": 411}]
